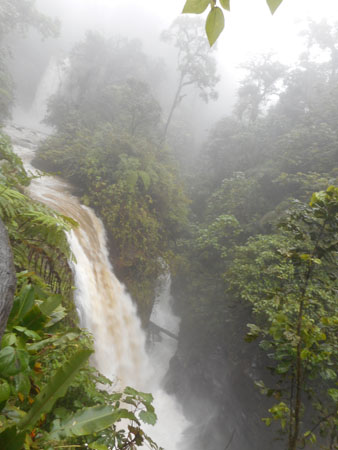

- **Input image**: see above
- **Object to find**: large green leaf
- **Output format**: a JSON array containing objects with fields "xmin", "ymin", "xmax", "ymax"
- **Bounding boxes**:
[
  {"xmin": 139, "ymin": 410, "xmax": 157, "ymax": 425},
  {"xmin": 124, "ymin": 386, "xmax": 153, "ymax": 404},
  {"xmin": 0, "ymin": 379, "xmax": 10, "ymax": 403},
  {"xmin": 0, "ymin": 347, "xmax": 29, "ymax": 377},
  {"xmin": 266, "ymin": 0, "xmax": 283, "ymax": 14},
  {"xmin": 182, "ymin": 0, "xmax": 210, "ymax": 14},
  {"xmin": 18, "ymin": 348, "xmax": 92, "ymax": 430},
  {"xmin": 8, "ymin": 285, "xmax": 35, "ymax": 327},
  {"xmin": 13, "ymin": 373, "xmax": 31, "ymax": 396},
  {"xmin": 0, "ymin": 426, "xmax": 25, "ymax": 450},
  {"xmin": 45, "ymin": 305, "xmax": 67, "ymax": 327},
  {"xmin": 205, "ymin": 7, "xmax": 224, "ymax": 47},
  {"xmin": 39, "ymin": 294, "xmax": 62, "ymax": 316},
  {"xmin": 13, "ymin": 326, "xmax": 40, "ymax": 341},
  {"xmin": 27, "ymin": 331, "xmax": 80, "ymax": 352},
  {"xmin": 50, "ymin": 405, "xmax": 137, "ymax": 439},
  {"xmin": 2, "ymin": 405, "xmax": 26, "ymax": 423},
  {"xmin": 20, "ymin": 305, "xmax": 48, "ymax": 331},
  {"xmin": 1, "ymin": 333, "xmax": 17, "ymax": 348},
  {"xmin": 89, "ymin": 442, "xmax": 109, "ymax": 450},
  {"xmin": 219, "ymin": 0, "xmax": 230, "ymax": 11}
]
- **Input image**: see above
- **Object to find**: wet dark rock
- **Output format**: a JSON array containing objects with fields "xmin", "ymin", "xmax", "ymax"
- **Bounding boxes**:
[
  {"xmin": 0, "ymin": 218, "xmax": 16, "ymax": 341},
  {"xmin": 165, "ymin": 316, "xmax": 284, "ymax": 450}
]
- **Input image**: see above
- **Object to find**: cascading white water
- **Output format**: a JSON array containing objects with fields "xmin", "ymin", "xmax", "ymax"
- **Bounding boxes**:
[
  {"xmin": 143, "ymin": 273, "xmax": 187, "ymax": 448},
  {"xmin": 7, "ymin": 124, "xmax": 189, "ymax": 449},
  {"xmin": 149, "ymin": 272, "xmax": 180, "ymax": 382}
]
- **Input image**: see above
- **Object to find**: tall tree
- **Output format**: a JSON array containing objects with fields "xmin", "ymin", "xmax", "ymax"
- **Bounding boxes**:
[
  {"xmin": 161, "ymin": 16, "xmax": 219, "ymax": 139},
  {"xmin": 235, "ymin": 54, "xmax": 286, "ymax": 122},
  {"xmin": 228, "ymin": 187, "xmax": 338, "ymax": 449},
  {"xmin": 303, "ymin": 20, "xmax": 338, "ymax": 80}
]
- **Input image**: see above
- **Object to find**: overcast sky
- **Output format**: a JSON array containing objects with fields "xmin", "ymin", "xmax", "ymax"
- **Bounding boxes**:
[
  {"xmin": 35, "ymin": 0, "xmax": 338, "ymax": 83},
  {"xmin": 29, "ymin": 0, "xmax": 338, "ymax": 129}
]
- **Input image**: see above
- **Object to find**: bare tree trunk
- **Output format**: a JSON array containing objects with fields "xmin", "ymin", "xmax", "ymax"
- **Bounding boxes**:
[
  {"xmin": 0, "ymin": 217, "xmax": 16, "ymax": 341},
  {"xmin": 162, "ymin": 73, "xmax": 184, "ymax": 141},
  {"xmin": 288, "ymin": 220, "xmax": 327, "ymax": 450}
]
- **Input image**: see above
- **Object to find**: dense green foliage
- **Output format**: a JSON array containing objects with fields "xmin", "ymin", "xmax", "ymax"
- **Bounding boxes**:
[
  {"xmin": 229, "ymin": 188, "xmax": 338, "ymax": 448},
  {"xmin": 0, "ymin": 53, "xmax": 14, "ymax": 123},
  {"xmin": 0, "ymin": 132, "xmax": 161, "ymax": 449},
  {"xmin": 171, "ymin": 20, "xmax": 338, "ymax": 449},
  {"xmin": 0, "ymin": 132, "xmax": 74, "ymax": 295},
  {"xmin": 35, "ymin": 33, "xmax": 189, "ymax": 322},
  {"xmin": 34, "ymin": 19, "xmax": 337, "ymax": 448},
  {"xmin": 1, "ymin": 2, "xmax": 337, "ymax": 447}
]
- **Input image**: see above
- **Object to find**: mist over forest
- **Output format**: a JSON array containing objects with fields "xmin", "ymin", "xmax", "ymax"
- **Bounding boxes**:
[{"xmin": 0, "ymin": 1, "xmax": 337, "ymax": 450}]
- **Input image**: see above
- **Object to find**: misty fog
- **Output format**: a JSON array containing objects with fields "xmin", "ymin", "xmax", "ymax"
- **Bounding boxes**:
[{"xmin": 0, "ymin": 1, "xmax": 337, "ymax": 450}]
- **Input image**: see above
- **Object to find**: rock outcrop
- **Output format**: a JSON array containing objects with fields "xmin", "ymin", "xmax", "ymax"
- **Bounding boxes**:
[{"xmin": 0, "ymin": 217, "xmax": 16, "ymax": 340}]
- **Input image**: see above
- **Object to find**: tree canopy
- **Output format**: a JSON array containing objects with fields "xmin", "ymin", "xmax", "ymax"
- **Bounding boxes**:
[
  {"xmin": 36, "ymin": 32, "xmax": 189, "ymax": 322},
  {"xmin": 170, "ymin": 19, "xmax": 338, "ymax": 449}
]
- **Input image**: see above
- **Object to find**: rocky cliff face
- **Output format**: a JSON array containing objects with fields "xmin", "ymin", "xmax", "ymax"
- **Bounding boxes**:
[
  {"xmin": 166, "ymin": 343, "xmax": 284, "ymax": 450},
  {"xmin": 165, "ymin": 279, "xmax": 283, "ymax": 450},
  {"xmin": 0, "ymin": 217, "xmax": 16, "ymax": 340}
]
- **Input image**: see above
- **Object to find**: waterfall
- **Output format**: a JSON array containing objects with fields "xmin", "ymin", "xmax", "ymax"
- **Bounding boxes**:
[
  {"xmin": 8, "ymin": 124, "xmax": 189, "ymax": 450},
  {"xmin": 143, "ymin": 273, "xmax": 186, "ymax": 447},
  {"xmin": 13, "ymin": 56, "xmax": 69, "ymax": 132}
]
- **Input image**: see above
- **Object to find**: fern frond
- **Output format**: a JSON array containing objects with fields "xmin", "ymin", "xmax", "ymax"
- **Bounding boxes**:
[
  {"xmin": 1, "ymin": 133, "xmax": 76, "ymax": 297},
  {"xmin": 0, "ymin": 184, "xmax": 27, "ymax": 219}
]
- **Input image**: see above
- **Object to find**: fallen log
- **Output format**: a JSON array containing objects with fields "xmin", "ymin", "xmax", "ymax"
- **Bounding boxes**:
[{"xmin": 148, "ymin": 320, "xmax": 178, "ymax": 340}]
